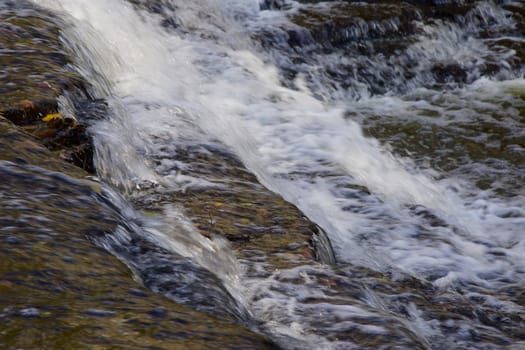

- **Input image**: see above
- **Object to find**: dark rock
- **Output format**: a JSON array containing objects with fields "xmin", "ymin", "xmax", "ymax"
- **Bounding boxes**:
[
  {"xmin": 259, "ymin": 0, "xmax": 288, "ymax": 11},
  {"xmin": 0, "ymin": 115, "xmax": 86, "ymax": 178},
  {"xmin": 5, "ymin": 236, "xmax": 20, "ymax": 244},
  {"xmin": 148, "ymin": 308, "xmax": 167, "ymax": 318}
]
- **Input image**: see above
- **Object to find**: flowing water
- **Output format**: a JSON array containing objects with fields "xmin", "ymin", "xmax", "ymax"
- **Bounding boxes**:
[{"xmin": 24, "ymin": 0, "xmax": 525, "ymax": 348}]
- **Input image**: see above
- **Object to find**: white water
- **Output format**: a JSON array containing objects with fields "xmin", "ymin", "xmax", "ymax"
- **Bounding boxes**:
[{"xmin": 31, "ymin": 0, "xmax": 525, "ymax": 347}]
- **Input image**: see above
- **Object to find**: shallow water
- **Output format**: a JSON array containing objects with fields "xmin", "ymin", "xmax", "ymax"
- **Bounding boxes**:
[{"xmin": 18, "ymin": 0, "xmax": 525, "ymax": 348}]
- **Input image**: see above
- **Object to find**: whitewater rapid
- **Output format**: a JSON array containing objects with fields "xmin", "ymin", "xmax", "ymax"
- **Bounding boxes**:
[{"xmin": 30, "ymin": 0, "xmax": 525, "ymax": 348}]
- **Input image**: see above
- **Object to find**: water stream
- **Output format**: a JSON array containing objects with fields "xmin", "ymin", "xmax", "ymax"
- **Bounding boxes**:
[{"xmin": 28, "ymin": 0, "xmax": 525, "ymax": 348}]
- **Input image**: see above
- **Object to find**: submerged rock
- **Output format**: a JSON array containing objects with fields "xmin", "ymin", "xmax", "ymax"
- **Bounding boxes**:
[
  {"xmin": 254, "ymin": 0, "xmax": 522, "ymax": 97},
  {"xmin": 132, "ymin": 142, "xmax": 324, "ymax": 269}
]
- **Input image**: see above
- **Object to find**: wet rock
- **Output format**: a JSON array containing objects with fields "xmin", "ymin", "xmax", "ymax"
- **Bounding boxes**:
[
  {"xmin": 105, "ymin": 227, "xmax": 253, "ymax": 323},
  {"xmin": 0, "ymin": 161, "xmax": 276, "ymax": 350},
  {"xmin": 259, "ymin": 0, "xmax": 288, "ymax": 11},
  {"xmin": 148, "ymin": 307, "xmax": 167, "ymax": 318},
  {"xmin": 291, "ymin": 2, "xmax": 422, "ymax": 48},
  {"xmin": 5, "ymin": 236, "xmax": 21, "ymax": 244},
  {"xmin": 254, "ymin": 0, "xmax": 521, "ymax": 98},
  {"xmin": 134, "ymin": 142, "xmax": 322, "ymax": 269},
  {"xmin": 0, "ymin": 1, "xmax": 96, "ymax": 173},
  {"xmin": 0, "ymin": 0, "xmax": 84, "ymax": 111},
  {"xmin": 0, "ymin": 115, "xmax": 86, "ymax": 178},
  {"xmin": 431, "ymin": 62, "xmax": 468, "ymax": 84}
]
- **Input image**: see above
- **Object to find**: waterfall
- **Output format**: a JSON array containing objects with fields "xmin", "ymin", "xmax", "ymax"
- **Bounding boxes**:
[{"xmin": 30, "ymin": 0, "xmax": 525, "ymax": 348}]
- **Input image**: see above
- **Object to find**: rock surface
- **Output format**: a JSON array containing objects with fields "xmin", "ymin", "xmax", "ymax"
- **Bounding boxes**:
[
  {"xmin": 0, "ymin": 1, "xmax": 94, "ymax": 172},
  {"xmin": 0, "ymin": 161, "xmax": 276, "ymax": 350}
]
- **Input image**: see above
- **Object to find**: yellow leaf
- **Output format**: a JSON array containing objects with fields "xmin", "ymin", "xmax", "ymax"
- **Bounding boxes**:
[{"xmin": 42, "ymin": 113, "xmax": 62, "ymax": 122}]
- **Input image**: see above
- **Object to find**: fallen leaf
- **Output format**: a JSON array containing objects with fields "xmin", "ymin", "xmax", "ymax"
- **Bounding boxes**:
[
  {"xmin": 0, "ymin": 280, "xmax": 13, "ymax": 289},
  {"xmin": 16, "ymin": 100, "xmax": 35, "ymax": 109},
  {"xmin": 42, "ymin": 112, "xmax": 62, "ymax": 122},
  {"xmin": 34, "ymin": 128, "xmax": 57, "ymax": 139}
]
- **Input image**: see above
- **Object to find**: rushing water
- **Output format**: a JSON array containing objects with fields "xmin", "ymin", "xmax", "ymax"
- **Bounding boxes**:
[{"xmin": 28, "ymin": 0, "xmax": 525, "ymax": 349}]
